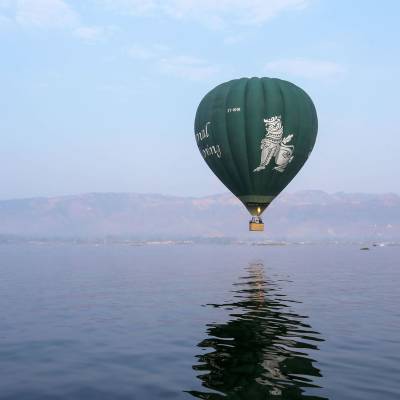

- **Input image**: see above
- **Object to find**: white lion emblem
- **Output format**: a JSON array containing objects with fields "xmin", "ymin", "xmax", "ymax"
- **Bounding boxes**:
[{"xmin": 253, "ymin": 115, "xmax": 294, "ymax": 173}]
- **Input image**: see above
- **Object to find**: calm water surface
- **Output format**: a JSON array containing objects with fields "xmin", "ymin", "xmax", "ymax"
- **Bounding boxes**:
[{"xmin": 0, "ymin": 244, "xmax": 399, "ymax": 399}]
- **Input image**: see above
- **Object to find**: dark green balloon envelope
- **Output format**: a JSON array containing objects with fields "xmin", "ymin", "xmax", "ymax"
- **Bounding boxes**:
[{"xmin": 195, "ymin": 77, "xmax": 318, "ymax": 217}]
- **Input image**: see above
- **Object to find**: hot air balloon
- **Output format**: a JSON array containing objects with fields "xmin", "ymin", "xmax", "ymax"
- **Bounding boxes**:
[{"xmin": 194, "ymin": 77, "xmax": 318, "ymax": 231}]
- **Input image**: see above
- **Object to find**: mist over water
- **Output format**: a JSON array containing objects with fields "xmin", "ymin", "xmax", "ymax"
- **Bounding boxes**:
[{"xmin": 0, "ymin": 244, "xmax": 399, "ymax": 399}]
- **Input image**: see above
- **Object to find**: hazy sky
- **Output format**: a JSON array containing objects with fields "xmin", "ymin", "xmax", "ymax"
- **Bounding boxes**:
[{"xmin": 1, "ymin": 0, "xmax": 399, "ymax": 199}]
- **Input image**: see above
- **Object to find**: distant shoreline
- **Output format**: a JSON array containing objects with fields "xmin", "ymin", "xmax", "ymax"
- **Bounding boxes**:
[{"xmin": 0, "ymin": 236, "xmax": 399, "ymax": 247}]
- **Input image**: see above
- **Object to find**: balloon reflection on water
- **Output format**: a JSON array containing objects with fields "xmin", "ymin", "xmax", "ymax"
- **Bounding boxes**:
[{"xmin": 188, "ymin": 262, "xmax": 327, "ymax": 400}]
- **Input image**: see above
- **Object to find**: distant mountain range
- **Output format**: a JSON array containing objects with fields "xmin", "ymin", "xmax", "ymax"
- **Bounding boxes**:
[{"xmin": 0, "ymin": 191, "xmax": 399, "ymax": 241}]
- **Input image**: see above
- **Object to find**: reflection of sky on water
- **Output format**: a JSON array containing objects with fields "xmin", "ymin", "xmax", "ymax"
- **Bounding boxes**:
[{"xmin": 188, "ymin": 262, "xmax": 327, "ymax": 399}]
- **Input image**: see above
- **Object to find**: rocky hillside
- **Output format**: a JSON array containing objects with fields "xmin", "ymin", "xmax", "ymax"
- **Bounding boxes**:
[{"xmin": 0, "ymin": 191, "xmax": 399, "ymax": 240}]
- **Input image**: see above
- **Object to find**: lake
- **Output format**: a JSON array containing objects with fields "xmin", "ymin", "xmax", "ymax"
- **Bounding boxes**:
[{"xmin": 0, "ymin": 244, "xmax": 399, "ymax": 399}]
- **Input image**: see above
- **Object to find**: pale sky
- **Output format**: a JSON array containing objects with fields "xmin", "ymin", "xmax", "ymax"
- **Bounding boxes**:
[{"xmin": 1, "ymin": 0, "xmax": 399, "ymax": 199}]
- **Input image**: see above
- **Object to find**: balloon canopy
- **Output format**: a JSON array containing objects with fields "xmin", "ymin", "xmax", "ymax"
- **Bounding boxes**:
[{"xmin": 194, "ymin": 77, "xmax": 318, "ymax": 220}]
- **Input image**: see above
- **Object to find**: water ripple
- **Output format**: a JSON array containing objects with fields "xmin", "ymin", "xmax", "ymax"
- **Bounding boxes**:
[{"xmin": 187, "ymin": 262, "xmax": 327, "ymax": 399}]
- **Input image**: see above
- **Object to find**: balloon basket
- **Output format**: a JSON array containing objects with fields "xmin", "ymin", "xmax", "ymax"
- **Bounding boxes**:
[{"xmin": 249, "ymin": 216, "xmax": 264, "ymax": 232}]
